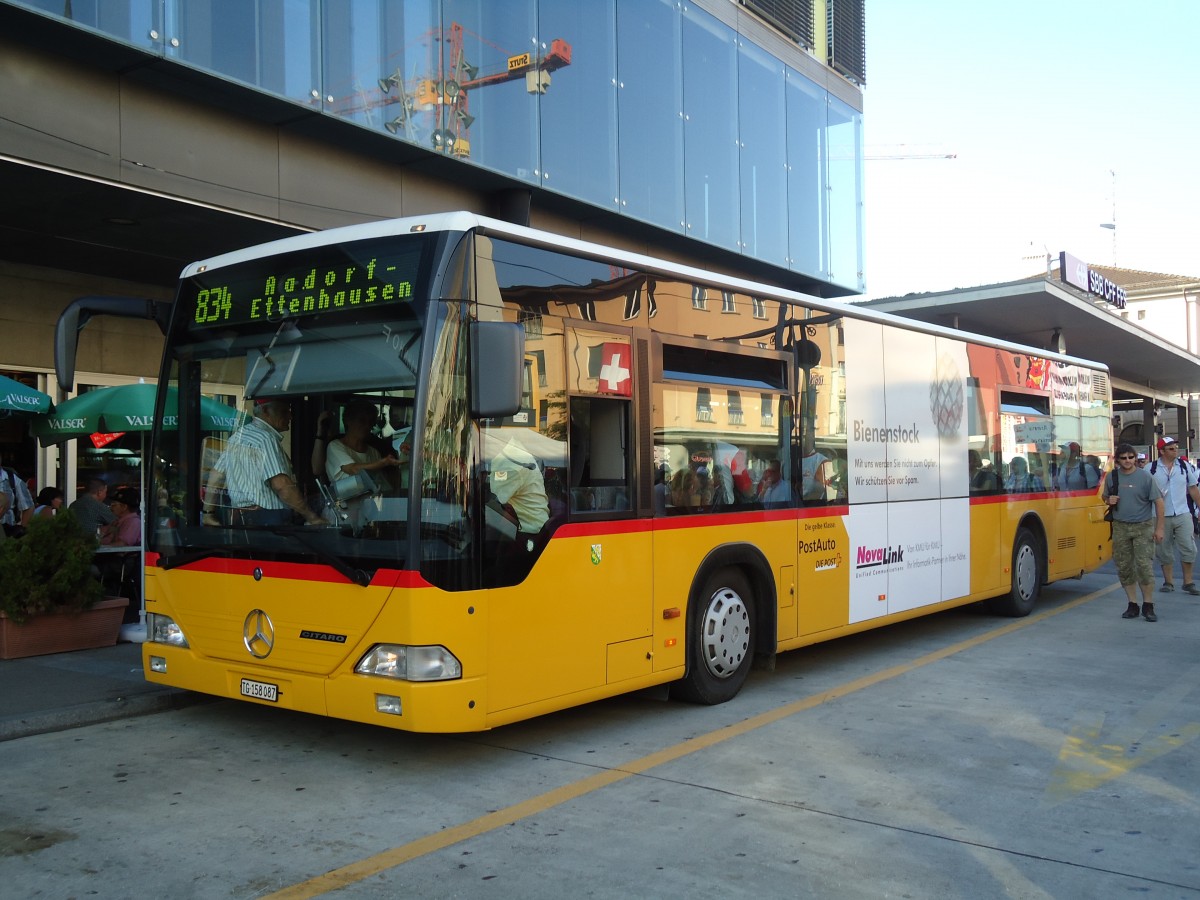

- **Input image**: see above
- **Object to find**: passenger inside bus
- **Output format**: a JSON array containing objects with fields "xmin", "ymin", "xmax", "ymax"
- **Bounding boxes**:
[
  {"xmin": 969, "ymin": 449, "xmax": 999, "ymax": 492},
  {"xmin": 1004, "ymin": 456, "xmax": 1045, "ymax": 493},
  {"xmin": 755, "ymin": 459, "xmax": 791, "ymax": 506},
  {"xmin": 669, "ymin": 467, "xmax": 700, "ymax": 509},
  {"xmin": 800, "ymin": 435, "xmax": 832, "ymax": 501},
  {"xmin": 323, "ymin": 400, "xmax": 401, "ymax": 525}
]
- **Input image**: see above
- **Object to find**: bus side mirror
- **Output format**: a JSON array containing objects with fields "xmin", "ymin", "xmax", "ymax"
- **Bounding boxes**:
[{"xmin": 470, "ymin": 321, "xmax": 524, "ymax": 419}]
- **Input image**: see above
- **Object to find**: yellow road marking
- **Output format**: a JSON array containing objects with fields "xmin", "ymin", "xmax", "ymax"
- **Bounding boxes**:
[
  {"xmin": 1045, "ymin": 660, "xmax": 1200, "ymax": 804},
  {"xmin": 266, "ymin": 585, "xmax": 1116, "ymax": 899}
]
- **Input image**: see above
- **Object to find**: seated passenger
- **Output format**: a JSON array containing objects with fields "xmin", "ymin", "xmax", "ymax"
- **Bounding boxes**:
[
  {"xmin": 325, "ymin": 401, "xmax": 400, "ymax": 524},
  {"xmin": 969, "ymin": 449, "xmax": 998, "ymax": 491},
  {"xmin": 801, "ymin": 437, "xmax": 832, "ymax": 501},
  {"xmin": 653, "ymin": 464, "xmax": 670, "ymax": 515},
  {"xmin": 756, "ymin": 459, "xmax": 792, "ymax": 506},
  {"xmin": 1005, "ymin": 456, "xmax": 1045, "ymax": 493},
  {"xmin": 669, "ymin": 468, "xmax": 700, "ymax": 509}
]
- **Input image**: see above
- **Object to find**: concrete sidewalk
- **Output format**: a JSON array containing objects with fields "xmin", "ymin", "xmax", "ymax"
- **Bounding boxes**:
[{"xmin": 0, "ymin": 639, "xmax": 204, "ymax": 742}]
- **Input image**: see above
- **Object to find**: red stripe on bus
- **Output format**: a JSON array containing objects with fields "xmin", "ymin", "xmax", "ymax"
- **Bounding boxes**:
[{"xmin": 153, "ymin": 556, "xmax": 431, "ymax": 588}]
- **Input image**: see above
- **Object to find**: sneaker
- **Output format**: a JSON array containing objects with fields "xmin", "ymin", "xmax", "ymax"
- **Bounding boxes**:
[
  {"xmin": 1121, "ymin": 603, "xmax": 1140, "ymax": 619},
  {"xmin": 1161, "ymin": 582, "xmax": 1175, "ymax": 592},
  {"xmin": 1143, "ymin": 603, "xmax": 1158, "ymax": 622},
  {"xmin": 1183, "ymin": 583, "xmax": 1200, "ymax": 595}
]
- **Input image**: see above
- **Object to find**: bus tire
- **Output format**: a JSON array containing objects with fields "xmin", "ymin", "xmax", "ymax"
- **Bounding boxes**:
[
  {"xmin": 988, "ymin": 527, "xmax": 1042, "ymax": 617},
  {"xmin": 671, "ymin": 568, "xmax": 754, "ymax": 705}
]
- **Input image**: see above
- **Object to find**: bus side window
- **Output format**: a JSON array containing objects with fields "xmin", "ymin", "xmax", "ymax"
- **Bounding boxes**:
[{"xmin": 568, "ymin": 396, "xmax": 631, "ymax": 514}]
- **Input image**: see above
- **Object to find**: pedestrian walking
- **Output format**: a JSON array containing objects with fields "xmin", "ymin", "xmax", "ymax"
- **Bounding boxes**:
[
  {"xmin": 1148, "ymin": 435, "xmax": 1200, "ymax": 594},
  {"xmin": 1103, "ymin": 442, "xmax": 1165, "ymax": 621}
]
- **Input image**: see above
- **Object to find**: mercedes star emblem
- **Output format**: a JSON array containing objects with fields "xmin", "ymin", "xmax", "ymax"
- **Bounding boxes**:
[{"xmin": 243, "ymin": 609, "xmax": 275, "ymax": 659}]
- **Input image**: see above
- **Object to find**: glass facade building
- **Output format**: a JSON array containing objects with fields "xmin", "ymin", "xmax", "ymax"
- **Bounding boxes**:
[{"xmin": 10, "ymin": 0, "xmax": 864, "ymax": 292}]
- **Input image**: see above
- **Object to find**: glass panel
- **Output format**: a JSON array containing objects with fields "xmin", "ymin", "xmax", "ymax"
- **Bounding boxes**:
[
  {"xmin": 654, "ymin": 382, "xmax": 786, "ymax": 513},
  {"xmin": 615, "ymin": 0, "xmax": 683, "ymax": 232},
  {"xmin": 14, "ymin": 0, "xmax": 162, "ymax": 51},
  {"xmin": 681, "ymin": 5, "xmax": 737, "ymax": 249},
  {"xmin": 965, "ymin": 379, "xmax": 1000, "ymax": 493},
  {"xmin": 565, "ymin": 334, "xmax": 632, "ymax": 517},
  {"xmin": 167, "ymin": 0, "xmax": 319, "ymax": 103},
  {"xmin": 1079, "ymin": 367, "xmax": 1111, "ymax": 476},
  {"xmin": 1049, "ymin": 363, "xmax": 1103, "ymax": 491},
  {"xmin": 737, "ymin": 38, "xmax": 788, "ymax": 266},
  {"xmin": 786, "ymin": 67, "xmax": 827, "ymax": 279},
  {"xmin": 537, "ymin": 0, "xmax": 618, "ymax": 208},
  {"xmin": 439, "ymin": 0, "xmax": 538, "ymax": 180},
  {"xmin": 650, "ymin": 279, "xmax": 786, "ymax": 349},
  {"xmin": 1000, "ymin": 390, "xmax": 1052, "ymax": 494},
  {"xmin": 479, "ymin": 236, "xmax": 649, "ymax": 326},
  {"xmin": 827, "ymin": 94, "xmax": 864, "ymax": 291},
  {"xmin": 794, "ymin": 311, "xmax": 845, "ymax": 504},
  {"xmin": 324, "ymin": 0, "xmax": 440, "ymax": 135},
  {"xmin": 477, "ymin": 311, "xmax": 567, "ymax": 585},
  {"xmin": 152, "ymin": 233, "xmax": 440, "ymax": 583}
]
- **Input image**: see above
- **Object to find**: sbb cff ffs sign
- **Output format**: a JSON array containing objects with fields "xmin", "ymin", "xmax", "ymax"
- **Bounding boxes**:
[
  {"xmin": 1059, "ymin": 251, "xmax": 1126, "ymax": 309},
  {"xmin": 1087, "ymin": 268, "xmax": 1127, "ymax": 309}
]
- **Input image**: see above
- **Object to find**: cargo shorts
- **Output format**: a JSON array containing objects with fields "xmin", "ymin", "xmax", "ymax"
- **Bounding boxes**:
[
  {"xmin": 1155, "ymin": 514, "xmax": 1197, "ymax": 568},
  {"xmin": 1112, "ymin": 519, "xmax": 1155, "ymax": 586}
]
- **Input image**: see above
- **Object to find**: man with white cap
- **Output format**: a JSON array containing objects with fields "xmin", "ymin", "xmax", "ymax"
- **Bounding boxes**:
[{"xmin": 1148, "ymin": 435, "xmax": 1200, "ymax": 594}]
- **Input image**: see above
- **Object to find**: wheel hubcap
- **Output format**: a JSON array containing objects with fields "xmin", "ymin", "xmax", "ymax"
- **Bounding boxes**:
[
  {"xmin": 700, "ymin": 587, "xmax": 749, "ymax": 678},
  {"xmin": 1015, "ymin": 543, "xmax": 1036, "ymax": 600}
]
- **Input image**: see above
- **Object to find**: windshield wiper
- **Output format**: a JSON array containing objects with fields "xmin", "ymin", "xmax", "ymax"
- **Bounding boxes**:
[
  {"xmin": 268, "ymin": 528, "xmax": 371, "ymax": 587},
  {"xmin": 158, "ymin": 546, "xmax": 234, "ymax": 570}
]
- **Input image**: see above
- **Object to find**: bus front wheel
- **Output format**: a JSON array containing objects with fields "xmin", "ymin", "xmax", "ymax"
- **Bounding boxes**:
[
  {"xmin": 671, "ymin": 568, "xmax": 754, "ymax": 705},
  {"xmin": 988, "ymin": 527, "xmax": 1042, "ymax": 617}
]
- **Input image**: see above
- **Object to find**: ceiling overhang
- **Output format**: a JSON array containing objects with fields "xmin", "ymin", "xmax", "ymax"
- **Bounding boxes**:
[{"xmin": 860, "ymin": 279, "xmax": 1200, "ymax": 405}]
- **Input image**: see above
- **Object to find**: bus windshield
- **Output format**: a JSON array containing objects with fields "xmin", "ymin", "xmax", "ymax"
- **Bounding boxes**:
[{"xmin": 149, "ymin": 231, "xmax": 468, "ymax": 579}]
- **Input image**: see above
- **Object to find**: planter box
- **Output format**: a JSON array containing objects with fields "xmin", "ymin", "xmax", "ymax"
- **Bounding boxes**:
[{"xmin": 0, "ymin": 597, "xmax": 130, "ymax": 660}]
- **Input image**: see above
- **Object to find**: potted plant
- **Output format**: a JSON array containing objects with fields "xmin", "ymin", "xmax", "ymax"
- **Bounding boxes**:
[{"xmin": 0, "ymin": 509, "xmax": 128, "ymax": 659}]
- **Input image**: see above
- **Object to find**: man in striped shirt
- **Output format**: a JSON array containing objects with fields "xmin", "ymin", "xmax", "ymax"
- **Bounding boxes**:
[{"xmin": 204, "ymin": 399, "xmax": 327, "ymax": 527}]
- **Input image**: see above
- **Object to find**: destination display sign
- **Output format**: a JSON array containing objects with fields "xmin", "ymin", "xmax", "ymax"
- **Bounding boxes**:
[{"xmin": 186, "ymin": 238, "xmax": 428, "ymax": 331}]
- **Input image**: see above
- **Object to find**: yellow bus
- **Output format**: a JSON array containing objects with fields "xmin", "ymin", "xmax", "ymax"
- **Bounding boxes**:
[{"xmin": 63, "ymin": 212, "xmax": 1113, "ymax": 732}]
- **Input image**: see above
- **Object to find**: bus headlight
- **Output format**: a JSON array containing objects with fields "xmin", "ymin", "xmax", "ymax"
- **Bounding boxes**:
[
  {"xmin": 355, "ymin": 644, "xmax": 462, "ymax": 681},
  {"xmin": 147, "ymin": 613, "xmax": 189, "ymax": 647}
]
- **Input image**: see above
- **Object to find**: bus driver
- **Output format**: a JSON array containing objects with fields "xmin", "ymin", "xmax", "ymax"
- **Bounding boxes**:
[{"xmin": 203, "ymin": 399, "xmax": 328, "ymax": 527}]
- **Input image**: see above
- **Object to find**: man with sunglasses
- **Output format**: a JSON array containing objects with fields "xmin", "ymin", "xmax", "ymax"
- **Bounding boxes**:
[
  {"xmin": 1103, "ymin": 442, "xmax": 1165, "ymax": 621},
  {"xmin": 1148, "ymin": 436, "xmax": 1200, "ymax": 595}
]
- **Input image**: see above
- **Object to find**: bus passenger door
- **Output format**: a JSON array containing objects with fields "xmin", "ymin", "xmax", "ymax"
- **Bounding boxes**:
[{"xmin": 484, "ymin": 328, "xmax": 649, "ymax": 712}]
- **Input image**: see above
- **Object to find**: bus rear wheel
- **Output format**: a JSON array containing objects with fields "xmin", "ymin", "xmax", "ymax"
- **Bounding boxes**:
[
  {"xmin": 671, "ymin": 568, "xmax": 754, "ymax": 705},
  {"xmin": 987, "ymin": 527, "xmax": 1042, "ymax": 617}
]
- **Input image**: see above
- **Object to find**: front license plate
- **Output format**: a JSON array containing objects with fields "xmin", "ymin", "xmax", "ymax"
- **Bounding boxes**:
[{"xmin": 240, "ymin": 678, "xmax": 278, "ymax": 702}]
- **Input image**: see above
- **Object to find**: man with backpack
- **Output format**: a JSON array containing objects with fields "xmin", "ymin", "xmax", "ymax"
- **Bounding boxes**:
[
  {"xmin": 1052, "ymin": 441, "xmax": 1100, "ymax": 491},
  {"xmin": 1148, "ymin": 436, "xmax": 1200, "ymax": 595},
  {"xmin": 0, "ymin": 451, "xmax": 34, "ymax": 539}
]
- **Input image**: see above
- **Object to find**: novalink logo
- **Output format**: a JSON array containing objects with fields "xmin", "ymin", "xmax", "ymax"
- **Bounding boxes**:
[{"xmin": 856, "ymin": 545, "xmax": 904, "ymax": 570}]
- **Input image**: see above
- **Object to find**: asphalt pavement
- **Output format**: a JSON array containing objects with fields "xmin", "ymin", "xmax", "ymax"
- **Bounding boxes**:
[{"xmin": 0, "ymin": 636, "xmax": 203, "ymax": 742}]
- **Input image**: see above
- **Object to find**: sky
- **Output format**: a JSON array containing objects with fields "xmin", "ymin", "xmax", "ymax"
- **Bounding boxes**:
[{"xmin": 861, "ymin": 0, "xmax": 1200, "ymax": 299}]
